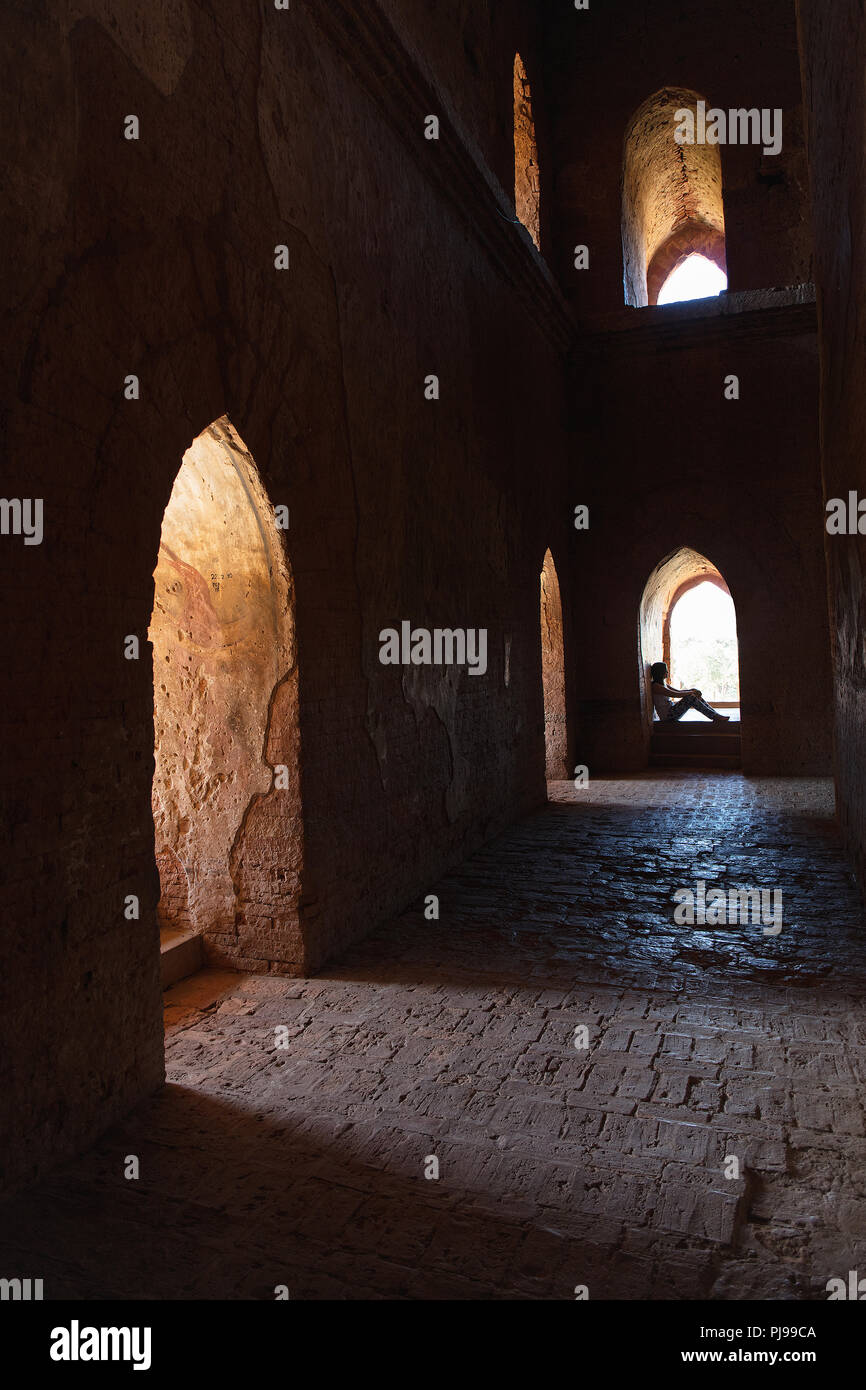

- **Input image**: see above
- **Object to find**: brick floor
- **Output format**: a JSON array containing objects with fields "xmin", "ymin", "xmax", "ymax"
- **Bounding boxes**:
[{"xmin": 4, "ymin": 773, "xmax": 866, "ymax": 1300}]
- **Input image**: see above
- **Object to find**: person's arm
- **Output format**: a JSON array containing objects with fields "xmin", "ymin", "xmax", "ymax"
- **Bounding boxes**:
[{"xmin": 665, "ymin": 682, "xmax": 700, "ymax": 697}]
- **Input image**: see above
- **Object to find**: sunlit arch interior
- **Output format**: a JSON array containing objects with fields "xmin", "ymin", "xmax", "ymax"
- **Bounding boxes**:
[
  {"xmin": 540, "ymin": 548, "xmax": 567, "ymax": 778},
  {"xmin": 514, "ymin": 52, "xmax": 541, "ymax": 249},
  {"xmin": 149, "ymin": 416, "xmax": 300, "ymax": 974}
]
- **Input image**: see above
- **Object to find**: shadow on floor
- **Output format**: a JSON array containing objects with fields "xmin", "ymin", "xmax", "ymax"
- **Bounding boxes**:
[{"xmin": 0, "ymin": 1082, "xmax": 724, "ymax": 1300}]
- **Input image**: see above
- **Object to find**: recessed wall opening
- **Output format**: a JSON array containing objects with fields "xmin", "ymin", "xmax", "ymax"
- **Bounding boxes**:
[
  {"xmin": 540, "ymin": 548, "xmax": 567, "ymax": 779},
  {"xmin": 514, "ymin": 52, "xmax": 541, "ymax": 250},
  {"xmin": 623, "ymin": 88, "xmax": 727, "ymax": 307},
  {"xmin": 149, "ymin": 416, "xmax": 300, "ymax": 987},
  {"xmin": 639, "ymin": 546, "xmax": 740, "ymax": 728}
]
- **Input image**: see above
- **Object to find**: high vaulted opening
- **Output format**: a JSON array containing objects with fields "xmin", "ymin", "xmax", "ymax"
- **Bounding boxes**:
[
  {"xmin": 622, "ymin": 88, "xmax": 727, "ymax": 307},
  {"xmin": 149, "ymin": 417, "xmax": 303, "ymax": 980}
]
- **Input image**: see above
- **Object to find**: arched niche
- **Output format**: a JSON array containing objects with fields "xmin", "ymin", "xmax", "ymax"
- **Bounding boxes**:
[
  {"xmin": 622, "ymin": 88, "xmax": 727, "ymax": 306},
  {"xmin": 149, "ymin": 416, "xmax": 302, "ymax": 968},
  {"xmin": 639, "ymin": 546, "xmax": 739, "ymax": 725}
]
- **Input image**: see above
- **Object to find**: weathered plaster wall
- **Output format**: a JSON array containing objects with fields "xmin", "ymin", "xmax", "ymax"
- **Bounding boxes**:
[
  {"xmin": 0, "ymin": 0, "xmax": 572, "ymax": 1188},
  {"xmin": 796, "ymin": 1, "xmax": 866, "ymax": 887}
]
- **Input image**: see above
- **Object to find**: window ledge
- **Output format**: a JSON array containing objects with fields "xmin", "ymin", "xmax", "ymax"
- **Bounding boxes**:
[{"xmin": 578, "ymin": 284, "xmax": 816, "ymax": 354}]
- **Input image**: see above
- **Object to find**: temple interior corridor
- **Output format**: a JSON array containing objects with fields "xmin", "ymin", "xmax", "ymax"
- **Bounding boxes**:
[{"xmin": 4, "ymin": 0, "xmax": 866, "ymax": 1336}]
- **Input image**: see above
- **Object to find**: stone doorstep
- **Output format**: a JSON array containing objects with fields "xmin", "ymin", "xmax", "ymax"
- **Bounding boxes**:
[{"xmin": 160, "ymin": 928, "xmax": 204, "ymax": 989}]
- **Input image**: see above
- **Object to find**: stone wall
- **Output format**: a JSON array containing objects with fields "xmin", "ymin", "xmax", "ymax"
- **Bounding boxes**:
[{"xmin": 796, "ymin": 1, "xmax": 866, "ymax": 886}]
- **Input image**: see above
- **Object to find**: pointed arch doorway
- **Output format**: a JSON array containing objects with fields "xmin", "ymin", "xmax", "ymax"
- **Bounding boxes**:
[{"xmin": 149, "ymin": 416, "xmax": 302, "ymax": 984}]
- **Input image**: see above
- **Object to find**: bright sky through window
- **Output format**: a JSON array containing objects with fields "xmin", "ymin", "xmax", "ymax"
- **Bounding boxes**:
[
  {"xmin": 670, "ymin": 581, "xmax": 739, "ymax": 704},
  {"xmin": 671, "ymin": 582, "xmax": 736, "ymax": 646},
  {"xmin": 657, "ymin": 253, "xmax": 728, "ymax": 305}
]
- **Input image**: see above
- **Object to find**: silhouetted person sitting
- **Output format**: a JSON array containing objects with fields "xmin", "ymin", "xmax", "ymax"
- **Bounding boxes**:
[{"xmin": 650, "ymin": 661, "xmax": 730, "ymax": 722}]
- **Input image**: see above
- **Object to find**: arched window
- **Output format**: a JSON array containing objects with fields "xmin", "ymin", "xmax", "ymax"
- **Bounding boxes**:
[
  {"xmin": 540, "ymin": 548, "xmax": 567, "ymax": 778},
  {"xmin": 149, "ymin": 416, "xmax": 301, "ymax": 980},
  {"xmin": 622, "ymin": 89, "xmax": 727, "ymax": 306},
  {"xmin": 514, "ymin": 53, "xmax": 541, "ymax": 250},
  {"xmin": 639, "ymin": 547, "xmax": 740, "ymax": 722}
]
